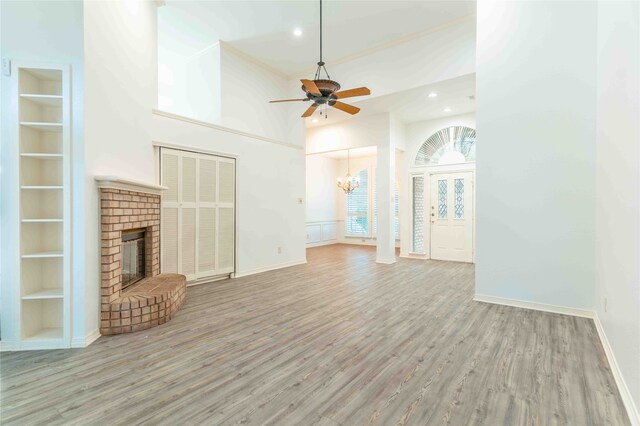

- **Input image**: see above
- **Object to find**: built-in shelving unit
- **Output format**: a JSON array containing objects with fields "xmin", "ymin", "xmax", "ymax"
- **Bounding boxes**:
[{"xmin": 12, "ymin": 63, "xmax": 71, "ymax": 350}]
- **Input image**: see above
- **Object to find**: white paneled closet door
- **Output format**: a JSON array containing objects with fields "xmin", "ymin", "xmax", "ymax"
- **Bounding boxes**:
[{"xmin": 161, "ymin": 148, "xmax": 235, "ymax": 281}]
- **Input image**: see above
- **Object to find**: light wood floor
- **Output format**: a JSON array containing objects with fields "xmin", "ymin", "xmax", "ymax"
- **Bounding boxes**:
[{"xmin": 1, "ymin": 245, "xmax": 629, "ymax": 425}]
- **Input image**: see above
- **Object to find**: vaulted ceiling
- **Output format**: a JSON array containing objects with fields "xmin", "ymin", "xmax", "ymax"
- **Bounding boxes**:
[{"xmin": 159, "ymin": 0, "xmax": 476, "ymax": 77}]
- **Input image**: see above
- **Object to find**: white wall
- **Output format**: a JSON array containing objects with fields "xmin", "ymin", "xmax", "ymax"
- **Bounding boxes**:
[
  {"xmin": 475, "ymin": 1, "xmax": 597, "ymax": 309},
  {"xmin": 306, "ymin": 155, "xmax": 340, "ymax": 223},
  {"xmin": 0, "ymin": 0, "xmax": 85, "ymax": 343},
  {"xmin": 595, "ymin": 0, "xmax": 640, "ymax": 416},
  {"xmin": 82, "ymin": 0, "xmax": 158, "ymax": 341},
  {"xmin": 306, "ymin": 113, "xmax": 391, "ymax": 154},
  {"xmin": 152, "ymin": 112, "xmax": 307, "ymax": 275},
  {"xmin": 219, "ymin": 43, "xmax": 295, "ymax": 142}
]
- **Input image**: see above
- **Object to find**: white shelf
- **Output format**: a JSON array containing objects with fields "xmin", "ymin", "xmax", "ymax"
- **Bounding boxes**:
[
  {"xmin": 23, "ymin": 327, "xmax": 63, "ymax": 340},
  {"xmin": 21, "ymin": 153, "xmax": 63, "ymax": 160},
  {"xmin": 20, "ymin": 94, "xmax": 63, "ymax": 107},
  {"xmin": 20, "ymin": 122, "xmax": 63, "ymax": 132},
  {"xmin": 13, "ymin": 64, "xmax": 70, "ymax": 350},
  {"xmin": 21, "ymin": 251, "xmax": 63, "ymax": 259},
  {"xmin": 21, "ymin": 185, "xmax": 63, "ymax": 190},
  {"xmin": 22, "ymin": 289, "xmax": 63, "ymax": 300}
]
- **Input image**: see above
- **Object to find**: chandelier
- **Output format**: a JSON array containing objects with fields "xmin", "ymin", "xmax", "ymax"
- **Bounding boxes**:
[{"xmin": 337, "ymin": 149, "xmax": 360, "ymax": 194}]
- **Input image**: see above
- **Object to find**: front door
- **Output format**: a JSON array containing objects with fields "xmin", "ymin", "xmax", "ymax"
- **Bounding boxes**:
[{"xmin": 430, "ymin": 172, "xmax": 473, "ymax": 262}]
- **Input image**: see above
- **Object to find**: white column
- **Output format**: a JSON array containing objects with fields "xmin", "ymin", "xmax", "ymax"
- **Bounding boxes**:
[{"xmin": 376, "ymin": 127, "xmax": 396, "ymax": 264}]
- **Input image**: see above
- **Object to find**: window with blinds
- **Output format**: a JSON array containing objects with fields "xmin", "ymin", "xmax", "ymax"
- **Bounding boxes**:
[{"xmin": 346, "ymin": 169, "xmax": 369, "ymax": 235}]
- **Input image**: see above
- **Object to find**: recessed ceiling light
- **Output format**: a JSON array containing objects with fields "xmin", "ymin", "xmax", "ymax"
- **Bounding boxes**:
[
  {"xmin": 443, "ymin": 107, "xmax": 452, "ymax": 112},
  {"xmin": 293, "ymin": 27, "xmax": 303, "ymax": 37},
  {"xmin": 312, "ymin": 118, "xmax": 318, "ymax": 123},
  {"xmin": 428, "ymin": 92, "xmax": 438, "ymax": 98}
]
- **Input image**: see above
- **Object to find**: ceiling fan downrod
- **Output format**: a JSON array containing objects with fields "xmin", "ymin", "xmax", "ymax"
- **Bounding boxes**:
[{"xmin": 314, "ymin": 0, "xmax": 331, "ymax": 81}]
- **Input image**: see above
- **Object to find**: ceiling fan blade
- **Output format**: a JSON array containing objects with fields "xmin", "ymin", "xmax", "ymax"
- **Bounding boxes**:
[
  {"xmin": 301, "ymin": 79, "xmax": 322, "ymax": 96},
  {"xmin": 333, "ymin": 87, "xmax": 371, "ymax": 99},
  {"xmin": 302, "ymin": 104, "xmax": 318, "ymax": 118},
  {"xmin": 269, "ymin": 98, "xmax": 309, "ymax": 103},
  {"xmin": 331, "ymin": 101, "xmax": 360, "ymax": 115}
]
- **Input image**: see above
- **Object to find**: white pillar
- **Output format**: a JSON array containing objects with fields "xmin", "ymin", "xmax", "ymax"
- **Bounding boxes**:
[{"xmin": 376, "ymin": 127, "xmax": 396, "ymax": 264}]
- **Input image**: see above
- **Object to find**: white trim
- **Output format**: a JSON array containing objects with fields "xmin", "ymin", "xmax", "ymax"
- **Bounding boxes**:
[
  {"xmin": 220, "ymin": 41, "xmax": 290, "ymax": 79},
  {"xmin": 376, "ymin": 258, "xmax": 397, "ymax": 265},
  {"xmin": 0, "ymin": 341, "xmax": 19, "ymax": 352},
  {"xmin": 95, "ymin": 175, "xmax": 167, "ymax": 195},
  {"xmin": 475, "ymin": 295, "xmax": 639, "ymax": 424},
  {"xmin": 233, "ymin": 259, "xmax": 307, "ymax": 278},
  {"xmin": 70, "ymin": 329, "xmax": 101, "ymax": 348},
  {"xmin": 187, "ymin": 274, "xmax": 231, "ymax": 287},
  {"xmin": 593, "ymin": 313, "xmax": 640, "ymax": 426},
  {"xmin": 473, "ymin": 294, "xmax": 595, "ymax": 318},
  {"xmin": 152, "ymin": 109, "xmax": 303, "ymax": 151},
  {"xmin": 400, "ymin": 253, "xmax": 429, "ymax": 260},
  {"xmin": 306, "ymin": 240, "xmax": 339, "ymax": 248}
]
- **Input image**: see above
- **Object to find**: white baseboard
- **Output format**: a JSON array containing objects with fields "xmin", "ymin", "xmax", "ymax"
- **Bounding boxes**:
[
  {"xmin": 473, "ymin": 294, "xmax": 595, "ymax": 318},
  {"xmin": 376, "ymin": 258, "xmax": 397, "ymax": 264},
  {"xmin": 593, "ymin": 313, "xmax": 640, "ymax": 425},
  {"xmin": 0, "ymin": 340, "xmax": 19, "ymax": 352},
  {"xmin": 399, "ymin": 253, "xmax": 428, "ymax": 260},
  {"xmin": 306, "ymin": 240, "xmax": 338, "ymax": 248},
  {"xmin": 71, "ymin": 328, "xmax": 101, "ymax": 348},
  {"xmin": 234, "ymin": 259, "xmax": 307, "ymax": 278},
  {"xmin": 475, "ymin": 293, "xmax": 638, "ymax": 424}
]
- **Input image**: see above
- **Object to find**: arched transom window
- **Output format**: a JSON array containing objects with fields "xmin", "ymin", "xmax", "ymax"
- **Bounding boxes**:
[{"xmin": 414, "ymin": 126, "xmax": 476, "ymax": 166}]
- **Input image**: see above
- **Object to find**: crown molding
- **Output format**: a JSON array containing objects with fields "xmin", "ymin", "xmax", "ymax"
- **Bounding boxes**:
[
  {"xmin": 287, "ymin": 14, "xmax": 476, "ymax": 79},
  {"xmin": 219, "ymin": 41, "xmax": 290, "ymax": 80}
]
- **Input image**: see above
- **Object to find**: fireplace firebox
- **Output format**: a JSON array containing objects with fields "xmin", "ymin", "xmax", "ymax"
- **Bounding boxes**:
[{"xmin": 121, "ymin": 228, "xmax": 146, "ymax": 290}]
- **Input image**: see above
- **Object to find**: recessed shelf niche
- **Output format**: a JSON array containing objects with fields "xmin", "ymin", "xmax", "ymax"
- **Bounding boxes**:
[{"xmin": 12, "ymin": 63, "xmax": 71, "ymax": 349}]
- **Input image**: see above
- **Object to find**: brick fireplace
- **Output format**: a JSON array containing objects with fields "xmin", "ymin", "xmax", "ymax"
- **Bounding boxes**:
[{"xmin": 96, "ymin": 177, "xmax": 186, "ymax": 335}]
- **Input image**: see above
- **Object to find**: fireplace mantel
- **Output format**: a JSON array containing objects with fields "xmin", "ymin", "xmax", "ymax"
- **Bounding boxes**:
[{"xmin": 95, "ymin": 175, "xmax": 167, "ymax": 196}]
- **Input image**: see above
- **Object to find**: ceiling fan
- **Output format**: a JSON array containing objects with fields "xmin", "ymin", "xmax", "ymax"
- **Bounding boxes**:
[{"xmin": 269, "ymin": 0, "xmax": 371, "ymax": 118}]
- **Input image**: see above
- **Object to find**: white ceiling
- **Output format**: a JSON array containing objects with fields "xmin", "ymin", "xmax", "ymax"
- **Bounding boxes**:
[
  {"xmin": 159, "ymin": 1, "xmax": 476, "ymax": 76},
  {"xmin": 305, "ymin": 73, "xmax": 475, "ymax": 128}
]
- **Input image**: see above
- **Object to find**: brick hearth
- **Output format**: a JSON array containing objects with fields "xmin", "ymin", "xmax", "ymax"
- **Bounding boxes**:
[{"xmin": 99, "ymin": 187, "xmax": 185, "ymax": 335}]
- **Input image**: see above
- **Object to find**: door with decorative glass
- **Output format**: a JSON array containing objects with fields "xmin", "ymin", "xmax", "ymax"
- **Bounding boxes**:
[{"xmin": 429, "ymin": 172, "xmax": 473, "ymax": 262}]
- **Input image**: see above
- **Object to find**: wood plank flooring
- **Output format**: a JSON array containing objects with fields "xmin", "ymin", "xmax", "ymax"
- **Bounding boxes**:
[{"xmin": 0, "ymin": 244, "xmax": 629, "ymax": 425}]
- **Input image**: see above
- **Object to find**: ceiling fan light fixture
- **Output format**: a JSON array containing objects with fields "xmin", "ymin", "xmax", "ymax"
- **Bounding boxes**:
[{"xmin": 269, "ymin": 0, "xmax": 371, "ymax": 118}]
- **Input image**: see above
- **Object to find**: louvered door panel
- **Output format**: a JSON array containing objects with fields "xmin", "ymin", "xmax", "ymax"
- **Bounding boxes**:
[
  {"xmin": 199, "ymin": 159, "xmax": 216, "ymax": 203},
  {"xmin": 181, "ymin": 208, "xmax": 196, "ymax": 277},
  {"xmin": 219, "ymin": 161, "xmax": 235, "ymax": 203},
  {"xmin": 218, "ymin": 207, "xmax": 234, "ymax": 271},
  {"xmin": 181, "ymin": 156, "xmax": 197, "ymax": 203},
  {"xmin": 161, "ymin": 207, "xmax": 178, "ymax": 273},
  {"xmin": 160, "ymin": 148, "xmax": 235, "ymax": 281},
  {"xmin": 162, "ymin": 153, "xmax": 179, "ymax": 203},
  {"xmin": 198, "ymin": 207, "xmax": 215, "ymax": 274},
  {"xmin": 161, "ymin": 150, "xmax": 180, "ymax": 273}
]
